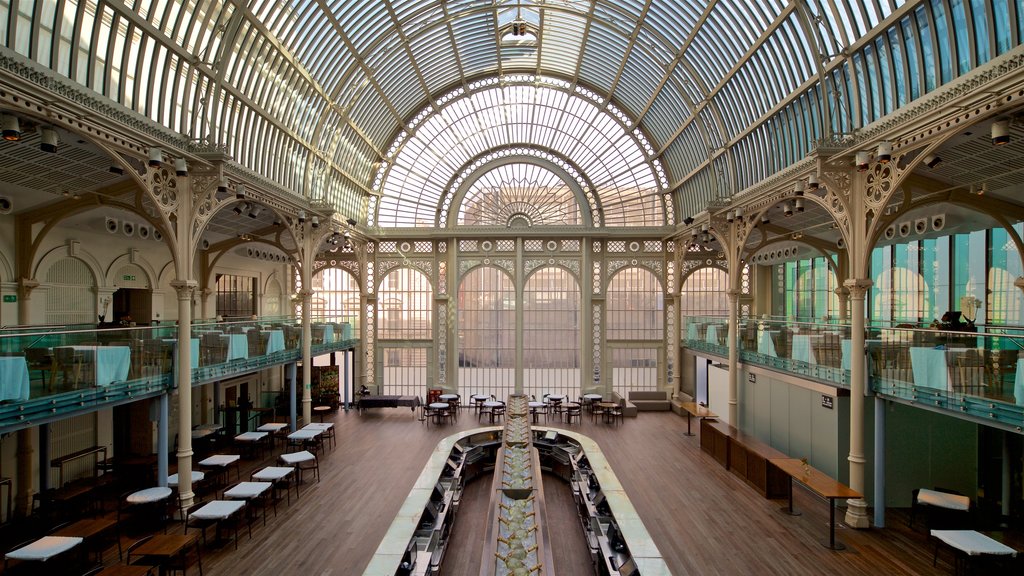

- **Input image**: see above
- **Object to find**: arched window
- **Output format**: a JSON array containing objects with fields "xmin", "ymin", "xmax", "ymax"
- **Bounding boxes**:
[
  {"xmin": 378, "ymin": 268, "xmax": 433, "ymax": 396},
  {"xmin": 45, "ymin": 257, "xmax": 95, "ymax": 325},
  {"xmin": 523, "ymin": 267, "xmax": 581, "ymax": 399},
  {"xmin": 312, "ymin": 268, "xmax": 361, "ymax": 326},
  {"xmin": 378, "ymin": 268, "xmax": 433, "ymax": 340},
  {"xmin": 679, "ymin": 267, "xmax": 729, "ymax": 316},
  {"xmin": 606, "ymin": 267, "xmax": 663, "ymax": 396},
  {"xmin": 457, "ymin": 266, "xmax": 515, "ymax": 399}
]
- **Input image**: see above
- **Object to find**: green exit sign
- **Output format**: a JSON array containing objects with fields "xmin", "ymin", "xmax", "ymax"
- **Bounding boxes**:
[
  {"xmin": 2, "ymin": 295, "xmax": 15, "ymax": 303},
  {"xmin": 123, "ymin": 274, "xmax": 136, "ymax": 281}
]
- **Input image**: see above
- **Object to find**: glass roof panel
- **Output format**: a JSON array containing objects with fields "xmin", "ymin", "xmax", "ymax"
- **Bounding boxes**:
[{"xmin": 377, "ymin": 79, "xmax": 663, "ymax": 228}]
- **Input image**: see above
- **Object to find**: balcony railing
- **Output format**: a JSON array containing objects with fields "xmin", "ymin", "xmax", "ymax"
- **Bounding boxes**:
[
  {"xmin": 682, "ymin": 315, "xmax": 1024, "ymax": 430},
  {"xmin": 0, "ymin": 318, "xmax": 357, "ymax": 432}
]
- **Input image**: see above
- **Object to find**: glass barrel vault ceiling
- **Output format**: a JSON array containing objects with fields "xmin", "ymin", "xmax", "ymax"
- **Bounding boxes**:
[{"xmin": 2, "ymin": 0, "xmax": 1020, "ymax": 225}]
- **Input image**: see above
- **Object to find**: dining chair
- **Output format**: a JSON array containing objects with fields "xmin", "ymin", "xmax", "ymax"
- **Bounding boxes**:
[{"xmin": 565, "ymin": 404, "xmax": 582, "ymax": 425}]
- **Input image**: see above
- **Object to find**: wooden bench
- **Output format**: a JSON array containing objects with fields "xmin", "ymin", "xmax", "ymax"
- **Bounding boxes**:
[
  {"xmin": 700, "ymin": 419, "xmax": 789, "ymax": 499},
  {"xmin": 50, "ymin": 445, "xmax": 107, "ymax": 487}
]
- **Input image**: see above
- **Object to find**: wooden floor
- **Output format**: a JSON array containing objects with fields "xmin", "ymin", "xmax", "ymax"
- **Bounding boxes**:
[{"xmin": 11, "ymin": 407, "xmax": 1022, "ymax": 575}]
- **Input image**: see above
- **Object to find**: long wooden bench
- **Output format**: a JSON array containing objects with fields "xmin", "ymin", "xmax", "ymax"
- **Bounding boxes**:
[{"xmin": 700, "ymin": 419, "xmax": 789, "ymax": 499}]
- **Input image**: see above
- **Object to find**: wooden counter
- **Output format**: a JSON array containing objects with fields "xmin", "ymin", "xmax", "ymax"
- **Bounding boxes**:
[{"xmin": 700, "ymin": 419, "xmax": 789, "ymax": 499}]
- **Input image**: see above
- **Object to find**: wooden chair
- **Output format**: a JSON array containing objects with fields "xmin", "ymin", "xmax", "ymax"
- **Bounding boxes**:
[
  {"xmin": 490, "ymin": 402, "xmax": 506, "ymax": 423},
  {"xmin": 53, "ymin": 346, "xmax": 84, "ymax": 389},
  {"xmin": 564, "ymin": 403, "xmax": 582, "ymax": 425}
]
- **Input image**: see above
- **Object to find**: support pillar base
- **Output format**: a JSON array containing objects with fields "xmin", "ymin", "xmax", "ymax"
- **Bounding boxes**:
[{"xmin": 844, "ymin": 498, "xmax": 871, "ymax": 529}]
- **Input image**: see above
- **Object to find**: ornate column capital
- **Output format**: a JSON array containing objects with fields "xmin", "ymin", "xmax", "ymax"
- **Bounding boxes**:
[
  {"xmin": 726, "ymin": 288, "xmax": 743, "ymax": 299},
  {"xmin": 296, "ymin": 289, "xmax": 315, "ymax": 300},
  {"xmin": 17, "ymin": 278, "xmax": 39, "ymax": 299},
  {"xmin": 843, "ymin": 278, "xmax": 873, "ymax": 299},
  {"xmin": 170, "ymin": 280, "xmax": 198, "ymax": 300}
]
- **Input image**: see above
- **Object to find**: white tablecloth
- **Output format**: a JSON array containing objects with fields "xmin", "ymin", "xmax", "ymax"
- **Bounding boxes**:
[
  {"xmin": 66, "ymin": 345, "xmax": 131, "ymax": 386},
  {"xmin": 252, "ymin": 466, "xmax": 294, "ymax": 481},
  {"xmin": 930, "ymin": 530, "xmax": 1017, "ymax": 556},
  {"xmin": 757, "ymin": 330, "xmax": 778, "ymax": 357},
  {"xmin": 704, "ymin": 324, "xmax": 720, "ymax": 345},
  {"xmin": 279, "ymin": 451, "xmax": 316, "ymax": 465},
  {"xmin": 256, "ymin": 423, "xmax": 288, "ymax": 433},
  {"xmin": 168, "ymin": 471, "xmax": 205, "ymax": 488},
  {"xmin": 4, "ymin": 536, "xmax": 82, "ymax": 561},
  {"xmin": 219, "ymin": 334, "xmax": 249, "ymax": 361},
  {"xmin": 223, "ymin": 481, "xmax": 272, "ymax": 499},
  {"xmin": 126, "ymin": 486, "xmax": 172, "ymax": 504},
  {"xmin": 262, "ymin": 330, "xmax": 285, "ymax": 354},
  {"xmin": 288, "ymin": 429, "xmax": 321, "ymax": 441},
  {"xmin": 0, "ymin": 356, "xmax": 30, "ymax": 401},
  {"xmin": 235, "ymin": 431, "xmax": 268, "ymax": 442},
  {"xmin": 791, "ymin": 334, "xmax": 818, "ymax": 364},
  {"xmin": 917, "ymin": 488, "xmax": 970, "ymax": 511},
  {"xmin": 198, "ymin": 454, "xmax": 240, "ymax": 467},
  {"xmin": 189, "ymin": 500, "xmax": 245, "ymax": 520},
  {"xmin": 161, "ymin": 338, "xmax": 200, "ymax": 369},
  {"xmin": 1015, "ymin": 359, "xmax": 1024, "ymax": 406}
]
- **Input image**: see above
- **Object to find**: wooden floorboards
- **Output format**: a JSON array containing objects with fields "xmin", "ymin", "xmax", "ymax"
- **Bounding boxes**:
[{"xmin": 17, "ymin": 407, "xmax": 1021, "ymax": 575}]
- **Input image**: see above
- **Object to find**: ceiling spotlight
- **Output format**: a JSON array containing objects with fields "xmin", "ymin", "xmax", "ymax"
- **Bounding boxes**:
[
  {"xmin": 807, "ymin": 174, "xmax": 820, "ymax": 190},
  {"xmin": 701, "ymin": 223, "xmax": 709, "ymax": 232},
  {"xmin": 148, "ymin": 147, "xmax": 163, "ymax": 167},
  {"xmin": 761, "ymin": 214, "xmax": 770, "ymax": 225},
  {"xmin": 923, "ymin": 154, "xmax": 942, "ymax": 169},
  {"xmin": 311, "ymin": 215, "xmax": 320, "ymax": 228},
  {"xmin": 248, "ymin": 205, "xmax": 263, "ymax": 219},
  {"xmin": 734, "ymin": 206, "xmax": 743, "ymax": 220},
  {"xmin": 795, "ymin": 198, "xmax": 804, "ymax": 213},
  {"xmin": 683, "ymin": 216, "xmax": 694, "ymax": 225},
  {"xmin": 793, "ymin": 180, "xmax": 805, "ymax": 196},
  {"xmin": 109, "ymin": 166, "xmax": 124, "ymax": 175},
  {"xmin": 218, "ymin": 178, "xmax": 228, "ymax": 193},
  {"xmin": 174, "ymin": 158, "xmax": 188, "ymax": 176},
  {"xmin": 784, "ymin": 201, "xmax": 793, "ymax": 217},
  {"xmin": 855, "ymin": 151, "xmax": 870, "ymax": 172},
  {"xmin": 726, "ymin": 210, "xmax": 734, "ymax": 223},
  {"xmin": 297, "ymin": 210, "xmax": 306, "ymax": 224},
  {"xmin": 992, "ymin": 120, "xmax": 1010, "ymax": 145},
  {"xmin": 1, "ymin": 114, "xmax": 20, "ymax": 141},
  {"xmin": 40, "ymin": 127, "xmax": 58, "ymax": 153},
  {"xmin": 346, "ymin": 217, "xmax": 357, "ymax": 226},
  {"xmin": 233, "ymin": 202, "xmax": 248, "ymax": 216},
  {"xmin": 235, "ymin": 183, "xmax": 246, "ymax": 200},
  {"xmin": 877, "ymin": 141, "xmax": 892, "ymax": 164}
]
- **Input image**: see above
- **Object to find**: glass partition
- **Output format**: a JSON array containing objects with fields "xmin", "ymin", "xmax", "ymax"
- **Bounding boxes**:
[
  {"xmin": 681, "ymin": 316, "xmax": 1024, "ymax": 428},
  {"xmin": 0, "ymin": 316, "xmax": 358, "ymax": 431}
]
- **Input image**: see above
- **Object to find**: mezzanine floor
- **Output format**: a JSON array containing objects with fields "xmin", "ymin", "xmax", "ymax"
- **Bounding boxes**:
[{"xmin": 8, "ymin": 405, "xmax": 1019, "ymax": 575}]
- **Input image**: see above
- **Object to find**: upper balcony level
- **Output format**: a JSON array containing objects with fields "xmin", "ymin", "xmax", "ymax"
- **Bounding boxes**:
[
  {"xmin": 682, "ymin": 316, "xmax": 1024, "ymax": 433},
  {"xmin": 0, "ymin": 318, "xmax": 358, "ymax": 434}
]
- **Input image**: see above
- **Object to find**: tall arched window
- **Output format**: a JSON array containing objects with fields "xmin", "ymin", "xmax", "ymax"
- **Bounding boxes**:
[
  {"xmin": 523, "ymin": 267, "xmax": 581, "ymax": 399},
  {"xmin": 46, "ymin": 257, "xmax": 95, "ymax": 325},
  {"xmin": 457, "ymin": 266, "xmax": 515, "ymax": 399},
  {"xmin": 312, "ymin": 268, "xmax": 361, "ymax": 327},
  {"xmin": 378, "ymin": 268, "xmax": 433, "ymax": 396},
  {"xmin": 606, "ymin": 267, "xmax": 663, "ymax": 396},
  {"xmin": 679, "ymin": 267, "xmax": 729, "ymax": 316}
]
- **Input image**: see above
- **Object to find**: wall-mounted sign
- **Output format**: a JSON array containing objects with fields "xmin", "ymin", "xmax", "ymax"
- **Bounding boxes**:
[
  {"xmin": 821, "ymin": 395, "xmax": 834, "ymax": 409},
  {"xmin": 748, "ymin": 373, "xmax": 756, "ymax": 384},
  {"xmin": 2, "ymin": 295, "xmax": 15, "ymax": 303},
  {"xmin": 123, "ymin": 274, "xmax": 136, "ymax": 281}
]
